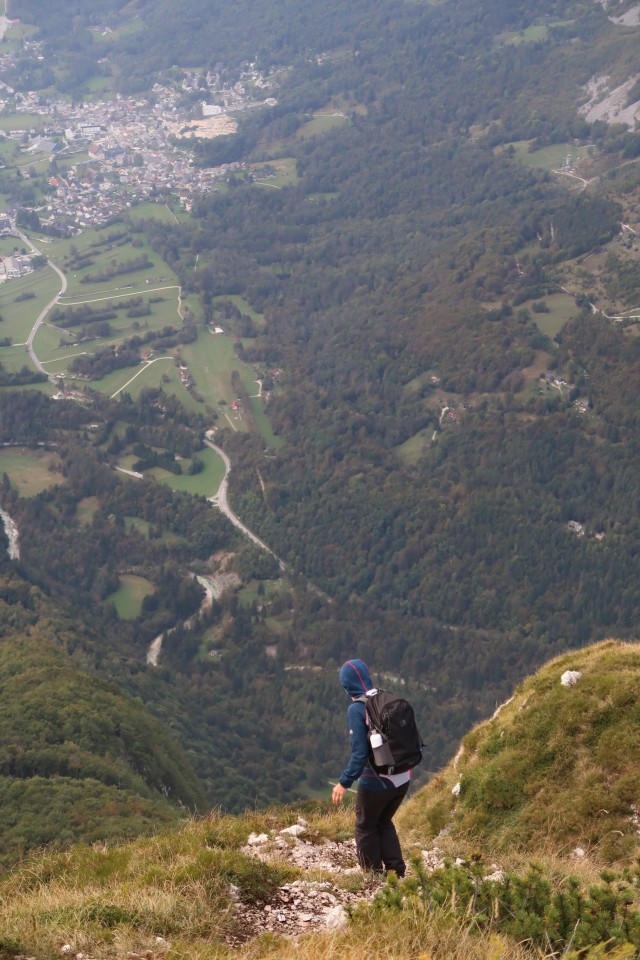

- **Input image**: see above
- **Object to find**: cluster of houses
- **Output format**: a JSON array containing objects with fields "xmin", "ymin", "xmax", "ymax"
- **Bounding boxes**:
[
  {"xmin": 178, "ymin": 362, "xmax": 194, "ymax": 390},
  {"xmin": 0, "ymin": 55, "xmax": 278, "ymax": 231}
]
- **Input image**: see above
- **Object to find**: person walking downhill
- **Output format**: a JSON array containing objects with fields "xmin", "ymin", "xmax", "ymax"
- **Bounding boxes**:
[{"xmin": 331, "ymin": 658, "xmax": 411, "ymax": 877}]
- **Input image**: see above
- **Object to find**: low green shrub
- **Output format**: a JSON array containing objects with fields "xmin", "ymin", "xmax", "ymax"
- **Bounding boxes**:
[{"xmin": 371, "ymin": 854, "xmax": 640, "ymax": 956}]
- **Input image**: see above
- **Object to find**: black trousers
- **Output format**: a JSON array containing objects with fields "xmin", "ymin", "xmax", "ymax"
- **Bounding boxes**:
[{"xmin": 355, "ymin": 781, "xmax": 410, "ymax": 876}]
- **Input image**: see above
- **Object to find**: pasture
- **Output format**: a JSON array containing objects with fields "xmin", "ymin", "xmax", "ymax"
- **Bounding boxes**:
[
  {"xmin": 528, "ymin": 293, "xmax": 579, "ymax": 338},
  {"xmin": 0, "ymin": 268, "xmax": 62, "ymax": 369},
  {"xmin": 214, "ymin": 294, "xmax": 266, "ymax": 329},
  {"xmin": 107, "ymin": 574, "xmax": 155, "ymax": 619},
  {"xmin": 75, "ymin": 496, "xmax": 99, "ymax": 525},
  {"xmin": 509, "ymin": 140, "xmax": 592, "ymax": 171},
  {"xmin": 147, "ymin": 445, "xmax": 226, "ymax": 497},
  {"xmin": 251, "ymin": 157, "xmax": 299, "ymax": 188},
  {"xmin": 180, "ymin": 331, "xmax": 257, "ymax": 409},
  {"xmin": 0, "ymin": 447, "xmax": 62, "ymax": 496},
  {"xmin": 46, "ymin": 226, "xmax": 179, "ymax": 301},
  {"xmin": 0, "ymin": 114, "xmax": 45, "ymax": 132},
  {"xmin": 395, "ymin": 428, "xmax": 433, "ymax": 466},
  {"xmin": 296, "ymin": 112, "xmax": 347, "ymax": 140}
]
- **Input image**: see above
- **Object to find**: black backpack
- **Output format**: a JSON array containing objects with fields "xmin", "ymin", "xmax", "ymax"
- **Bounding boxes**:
[{"xmin": 364, "ymin": 689, "xmax": 424, "ymax": 775}]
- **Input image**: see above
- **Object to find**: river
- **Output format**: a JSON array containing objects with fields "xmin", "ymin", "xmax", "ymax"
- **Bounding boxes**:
[{"xmin": 0, "ymin": 506, "xmax": 19, "ymax": 559}]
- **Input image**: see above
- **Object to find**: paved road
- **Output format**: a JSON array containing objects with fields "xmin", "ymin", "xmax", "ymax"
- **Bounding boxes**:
[
  {"xmin": 204, "ymin": 437, "xmax": 285, "ymax": 570},
  {"xmin": 17, "ymin": 230, "xmax": 68, "ymax": 377}
]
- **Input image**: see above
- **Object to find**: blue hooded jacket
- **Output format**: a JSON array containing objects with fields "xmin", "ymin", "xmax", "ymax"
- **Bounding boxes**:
[{"xmin": 338, "ymin": 659, "xmax": 392, "ymax": 791}]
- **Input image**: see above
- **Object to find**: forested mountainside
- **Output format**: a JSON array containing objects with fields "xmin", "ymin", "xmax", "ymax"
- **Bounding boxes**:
[
  {"xmin": 3, "ymin": 0, "xmax": 640, "ymax": 864},
  {"xmin": 136, "ymin": 0, "xmax": 640, "ymax": 739}
]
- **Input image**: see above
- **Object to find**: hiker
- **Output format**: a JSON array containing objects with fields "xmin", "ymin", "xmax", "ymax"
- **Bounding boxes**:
[{"xmin": 331, "ymin": 658, "xmax": 411, "ymax": 877}]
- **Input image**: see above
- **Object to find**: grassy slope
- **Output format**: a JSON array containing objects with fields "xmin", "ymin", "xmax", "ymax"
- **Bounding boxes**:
[
  {"xmin": 1, "ymin": 642, "xmax": 638, "ymax": 959},
  {"xmin": 399, "ymin": 640, "xmax": 640, "ymax": 865}
]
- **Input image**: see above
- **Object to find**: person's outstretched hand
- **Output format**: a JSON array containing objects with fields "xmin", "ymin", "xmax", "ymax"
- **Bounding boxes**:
[{"xmin": 332, "ymin": 783, "xmax": 347, "ymax": 805}]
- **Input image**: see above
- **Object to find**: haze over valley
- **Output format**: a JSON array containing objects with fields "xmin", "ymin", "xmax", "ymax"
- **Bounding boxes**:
[{"xmin": 2, "ymin": 5, "xmax": 640, "ymax": 944}]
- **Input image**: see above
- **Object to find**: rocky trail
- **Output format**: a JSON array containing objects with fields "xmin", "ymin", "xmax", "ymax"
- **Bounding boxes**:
[{"xmin": 228, "ymin": 820, "xmax": 375, "ymax": 943}]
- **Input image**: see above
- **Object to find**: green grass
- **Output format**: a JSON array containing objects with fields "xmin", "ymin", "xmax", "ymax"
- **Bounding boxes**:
[
  {"xmin": 395, "ymin": 428, "xmax": 433, "ymax": 465},
  {"xmin": 88, "ymin": 356, "xmax": 177, "ymax": 400},
  {"xmin": 75, "ymin": 496, "xmax": 99, "ymax": 524},
  {"xmin": 123, "ymin": 515, "xmax": 185, "ymax": 543},
  {"xmin": 251, "ymin": 157, "xmax": 299, "ymax": 188},
  {"xmin": 296, "ymin": 112, "xmax": 348, "ymax": 140},
  {"xmin": 0, "ymin": 448, "xmax": 62, "ymax": 496},
  {"xmin": 107, "ymin": 574, "xmax": 156, "ymax": 619},
  {"xmin": 15, "ymin": 151, "xmax": 50, "ymax": 171},
  {"xmin": 0, "ymin": 114, "xmax": 46, "ymax": 132},
  {"xmin": 180, "ymin": 332, "xmax": 256, "ymax": 411},
  {"xmin": 45, "ymin": 227, "xmax": 179, "ymax": 301},
  {"xmin": 248, "ymin": 396, "xmax": 283, "ymax": 448},
  {"xmin": 528, "ymin": 293, "xmax": 579, "ymax": 338},
  {"xmin": 0, "ymin": 267, "xmax": 61, "ymax": 358},
  {"xmin": 400, "ymin": 640, "xmax": 640, "ymax": 865},
  {"xmin": 147, "ymin": 445, "xmax": 226, "ymax": 496},
  {"xmin": 126, "ymin": 202, "xmax": 184, "ymax": 226},
  {"xmin": 5, "ymin": 22, "xmax": 39, "ymax": 40},
  {"xmin": 0, "ymin": 236, "xmax": 21, "ymax": 256},
  {"xmin": 214, "ymin": 294, "xmax": 266, "ymax": 328},
  {"xmin": 508, "ymin": 140, "xmax": 592, "ymax": 171},
  {"xmin": 499, "ymin": 24, "xmax": 549, "ymax": 44}
]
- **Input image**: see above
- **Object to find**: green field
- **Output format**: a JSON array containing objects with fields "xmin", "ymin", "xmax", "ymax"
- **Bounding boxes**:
[
  {"xmin": 509, "ymin": 140, "xmax": 592, "ymax": 171},
  {"xmin": 75, "ymin": 496, "xmax": 99, "ymax": 524},
  {"xmin": 45, "ymin": 225, "xmax": 180, "ymax": 301},
  {"xmin": 126, "ymin": 202, "xmax": 187, "ymax": 226},
  {"xmin": 180, "ymin": 331, "xmax": 257, "ymax": 411},
  {"xmin": 89, "ymin": 356, "xmax": 177, "ymax": 400},
  {"xmin": 11, "ymin": 225, "xmax": 279, "ymax": 444},
  {"xmin": 123, "ymin": 515, "xmax": 185, "ymax": 543},
  {"xmin": 529, "ymin": 293, "xmax": 580, "ymax": 338},
  {"xmin": 107, "ymin": 574, "xmax": 156, "ymax": 619},
  {"xmin": 251, "ymin": 157, "xmax": 299, "ymax": 188},
  {"xmin": 214, "ymin": 295, "xmax": 266, "ymax": 329},
  {"xmin": 296, "ymin": 113, "xmax": 348, "ymax": 140},
  {"xmin": 0, "ymin": 114, "xmax": 46, "ymax": 132},
  {"xmin": 248, "ymin": 396, "xmax": 283, "ymax": 449},
  {"xmin": 0, "ymin": 447, "xmax": 62, "ymax": 495},
  {"xmin": 0, "ymin": 268, "xmax": 62, "ymax": 369},
  {"xmin": 147, "ymin": 445, "xmax": 226, "ymax": 496},
  {"xmin": 395, "ymin": 427, "xmax": 433, "ymax": 465}
]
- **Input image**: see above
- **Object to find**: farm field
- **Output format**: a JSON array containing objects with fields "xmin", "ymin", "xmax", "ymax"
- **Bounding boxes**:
[
  {"xmin": 75, "ymin": 496, "xmax": 99, "ymax": 525},
  {"xmin": 88, "ymin": 356, "xmax": 177, "ymax": 400},
  {"xmin": 251, "ymin": 157, "xmax": 299, "ymax": 188},
  {"xmin": 0, "ymin": 114, "xmax": 45, "ymax": 132},
  {"xmin": 8, "ymin": 224, "xmax": 279, "ymax": 447},
  {"xmin": 44, "ymin": 225, "xmax": 179, "ymax": 300},
  {"xmin": 248, "ymin": 396, "xmax": 282, "ymax": 448},
  {"xmin": 107, "ymin": 574, "xmax": 156, "ymax": 619},
  {"xmin": 180, "ymin": 331, "xmax": 257, "ymax": 412},
  {"xmin": 0, "ymin": 447, "xmax": 62, "ymax": 495},
  {"xmin": 147, "ymin": 445, "xmax": 226, "ymax": 497},
  {"xmin": 126, "ymin": 202, "xmax": 189, "ymax": 226},
  {"xmin": 395, "ymin": 428, "xmax": 433, "ymax": 466},
  {"xmin": 0, "ymin": 268, "xmax": 62, "ymax": 371},
  {"xmin": 214, "ymin": 295, "xmax": 266, "ymax": 329},
  {"xmin": 509, "ymin": 140, "xmax": 592, "ymax": 171},
  {"xmin": 296, "ymin": 111, "xmax": 347, "ymax": 140},
  {"xmin": 528, "ymin": 292, "xmax": 580, "ymax": 338}
]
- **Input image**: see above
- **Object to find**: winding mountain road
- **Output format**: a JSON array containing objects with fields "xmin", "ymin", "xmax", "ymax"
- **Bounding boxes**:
[
  {"xmin": 17, "ymin": 229, "xmax": 68, "ymax": 377},
  {"xmin": 204, "ymin": 437, "xmax": 285, "ymax": 571}
]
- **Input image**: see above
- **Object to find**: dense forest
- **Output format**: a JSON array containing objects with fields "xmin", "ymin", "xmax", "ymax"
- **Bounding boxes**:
[{"xmin": 3, "ymin": 0, "xmax": 640, "ymax": 863}]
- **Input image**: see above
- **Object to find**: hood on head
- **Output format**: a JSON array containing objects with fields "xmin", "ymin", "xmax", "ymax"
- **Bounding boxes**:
[{"xmin": 339, "ymin": 659, "xmax": 373, "ymax": 697}]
